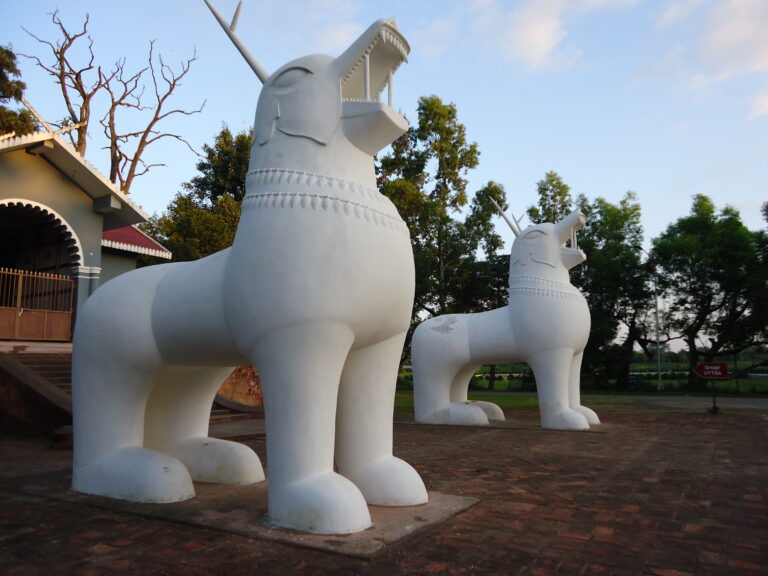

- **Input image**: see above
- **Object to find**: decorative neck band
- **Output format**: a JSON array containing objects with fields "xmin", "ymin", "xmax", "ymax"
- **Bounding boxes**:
[{"xmin": 243, "ymin": 168, "xmax": 407, "ymax": 234}]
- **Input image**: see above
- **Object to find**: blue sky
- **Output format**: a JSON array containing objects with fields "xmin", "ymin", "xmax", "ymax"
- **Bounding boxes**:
[{"xmin": 2, "ymin": 0, "xmax": 766, "ymax": 251}]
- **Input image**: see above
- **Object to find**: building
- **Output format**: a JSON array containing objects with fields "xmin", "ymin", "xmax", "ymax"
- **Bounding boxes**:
[
  {"xmin": 0, "ymin": 130, "xmax": 261, "ymax": 433},
  {"xmin": 0, "ymin": 131, "xmax": 170, "ymax": 342}
]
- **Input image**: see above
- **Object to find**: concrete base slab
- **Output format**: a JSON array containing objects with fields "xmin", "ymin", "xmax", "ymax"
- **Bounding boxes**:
[{"xmin": 2, "ymin": 460, "xmax": 476, "ymax": 558}]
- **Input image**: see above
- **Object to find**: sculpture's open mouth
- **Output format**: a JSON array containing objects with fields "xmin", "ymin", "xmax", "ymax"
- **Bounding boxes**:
[
  {"xmin": 338, "ymin": 19, "xmax": 410, "ymax": 107},
  {"xmin": 336, "ymin": 19, "xmax": 410, "ymax": 154},
  {"xmin": 557, "ymin": 212, "xmax": 587, "ymax": 268}
]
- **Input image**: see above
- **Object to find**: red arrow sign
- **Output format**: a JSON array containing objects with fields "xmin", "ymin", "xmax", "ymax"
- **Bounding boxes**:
[{"xmin": 693, "ymin": 363, "xmax": 730, "ymax": 380}]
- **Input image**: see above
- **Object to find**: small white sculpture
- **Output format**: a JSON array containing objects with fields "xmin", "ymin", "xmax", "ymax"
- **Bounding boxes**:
[
  {"xmin": 71, "ymin": 5, "xmax": 427, "ymax": 535},
  {"xmin": 412, "ymin": 205, "xmax": 600, "ymax": 430}
]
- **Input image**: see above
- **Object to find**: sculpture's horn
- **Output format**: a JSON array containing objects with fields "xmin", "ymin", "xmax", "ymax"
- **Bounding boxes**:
[
  {"xmin": 490, "ymin": 198, "xmax": 521, "ymax": 237},
  {"xmin": 203, "ymin": 0, "xmax": 270, "ymax": 83},
  {"xmin": 554, "ymin": 210, "xmax": 587, "ymax": 244}
]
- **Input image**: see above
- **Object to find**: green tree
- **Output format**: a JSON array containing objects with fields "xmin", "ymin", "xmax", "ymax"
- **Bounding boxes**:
[
  {"xmin": 651, "ymin": 195, "xmax": 766, "ymax": 387},
  {"xmin": 142, "ymin": 126, "xmax": 251, "ymax": 262},
  {"xmin": 572, "ymin": 192, "xmax": 654, "ymax": 388},
  {"xmin": 181, "ymin": 126, "xmax": 252, "ymax": 204},
  {"xmin": 0, "ymin": 45, "xmax": 37, "ymax": 135},
  {"xmin": 378, "ymin": 95, "xmax": 505, "ymax": 323},
  {"xmin": 527, "ymin": 170, "xmax": 573, "ymax": 224}
]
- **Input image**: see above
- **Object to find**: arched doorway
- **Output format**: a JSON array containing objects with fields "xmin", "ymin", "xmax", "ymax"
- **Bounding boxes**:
[
  {"xmin": 0, "ymin": 201, "xmax": 81, "ymax": 341},
  {"xmin": 0, "ymin": 201, "xmax": 81, "ymax": 273}
]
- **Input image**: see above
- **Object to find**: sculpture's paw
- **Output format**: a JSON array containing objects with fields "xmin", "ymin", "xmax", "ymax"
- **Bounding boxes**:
[
  {"xmin": 541, "ymin": 408, "xmax": 590, "ymax": 431},
  {"xmin": 173, "ymin": 437, "xmax": 265, "ymax": 485},
  {"xmin": 470, "ymin": 400, "xmax": 505, "ymax": 422},
  {"xmin": 73, "ymin": 446, "xmax": 195, "ymax": 503},
  {"xmin": 574, "ymin": 405, "xmax": 600, "ymax": 426},
  {"xmin": 343, "ymin": 456, "xmax": 428, "ymax": 507},
  {"xmin": 268, "ymin": 472, "xmax": 371, "ymax": 534},
  {"xmin": 418, "ymin": 402, "xmax": 490, "ymax": 426}
]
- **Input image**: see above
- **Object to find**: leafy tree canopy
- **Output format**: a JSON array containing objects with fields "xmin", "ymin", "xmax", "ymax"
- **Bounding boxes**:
[
  {"xmin": 0, "ymin": 45, "xmax": 37, "ymax": 135},
  {"xmin": 377, "ymin": 95, "xmax": 506, "ymax": 321},
  {"xmin": 141, "ymin": 125, "xmax": 251, "ymax": 262},
  {"xmin": 527, "ymin": 170, "xmax": 572, "ymax": 224},
  {"xmin": 651, "ymin": 194, "xmax": 766, "ymax": 384},
  {"xmin": 573, "ymin": 191, "xmax": 652, "ymax": 386}
]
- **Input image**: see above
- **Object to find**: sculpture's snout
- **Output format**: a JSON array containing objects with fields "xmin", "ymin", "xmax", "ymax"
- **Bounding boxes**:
[
  {"xmin": 338, "ymin": 20, "xmax": 411, "ymax": 154},
  {"xmin": 554, "ymin": 210, "xmax": 586, "ymax": 244},
  {"xmin": 555, "ymin": 210, "xmax": 587, "ymax": 270}
]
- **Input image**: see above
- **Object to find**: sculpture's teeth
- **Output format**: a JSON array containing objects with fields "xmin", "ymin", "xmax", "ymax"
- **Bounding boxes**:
[{"xmin": 341, "ymin": 24, "xmax": 408, "ymax": 103}]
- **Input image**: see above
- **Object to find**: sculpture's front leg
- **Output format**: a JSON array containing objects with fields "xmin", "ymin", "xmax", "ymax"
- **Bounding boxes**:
[
  {"xmin": 527, "ymin": 348, "xmax": 590, "ymax": 430},
  {"xmin": 335, "ymin": 331, "xmax": 428, "ymax": 506},
  {"xmin": 568, "ymin": 351, "xmax": 600, "ymax": 425},
  {"xmin": 251, "ymin": 322, "xmax": 371, "ymax": 534}
]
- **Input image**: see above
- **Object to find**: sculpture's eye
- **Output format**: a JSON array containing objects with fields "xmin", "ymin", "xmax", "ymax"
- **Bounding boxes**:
[
  {"xmin": 270, "ymin": 67, "xmax": 312, "ymax": 90},
  {"xmin": 523, "ymin": 230, "xmax": 545, "ymax": 241}
]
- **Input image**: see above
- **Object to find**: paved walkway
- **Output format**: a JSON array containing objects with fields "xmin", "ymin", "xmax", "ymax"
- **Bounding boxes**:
[{"xmin": 1, "ymin": 399, "xmax": 767, "ymax": 575}]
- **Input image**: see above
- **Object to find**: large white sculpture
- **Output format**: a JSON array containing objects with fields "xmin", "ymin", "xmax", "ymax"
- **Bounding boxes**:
[
  {"xmin": 412, "ymin": 206, "xmax": 600, "ymax": 430},
  {"xmin": 71, "ymin": 7, "xmax": 427, "ymax": 535}
]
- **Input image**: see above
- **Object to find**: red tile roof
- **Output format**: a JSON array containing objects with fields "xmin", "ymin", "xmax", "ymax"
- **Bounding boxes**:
[{"xmin": 101, "ymin": 226, "xmax": 172, "ymax": 260}]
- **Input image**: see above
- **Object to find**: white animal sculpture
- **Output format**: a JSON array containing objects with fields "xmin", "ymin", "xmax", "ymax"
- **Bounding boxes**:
[
  {"xmin": 412, "ymin": 206, "xmax": 600, "ymax": 430},
  {"xmin": 71, "ymin": 5, "xmax": 427, "ymax": 535}
]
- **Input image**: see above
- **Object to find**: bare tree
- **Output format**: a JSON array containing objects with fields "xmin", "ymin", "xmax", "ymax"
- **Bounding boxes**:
[
  {"xmin": 22, "ymin": 11, "xmax": 106, "ymax": 156},
  {"xmin": 22, "ymin": 10, "xmax": 202, "ymax": 193},
  {"xmin": 100, "ymin": 42, "xmax": 203, "ymax": 193}
]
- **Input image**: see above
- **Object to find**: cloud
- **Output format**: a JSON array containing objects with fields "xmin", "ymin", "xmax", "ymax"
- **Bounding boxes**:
[
  {"xmin": 749, "ymin": 92, "xmax": 768, "ymax": 120},
  {"xmin": 468, "ymin": 0, "xmax": 568, "ymax": 70},
  {"xmin": 504, "ymin": 0, "xmax": 568, "ymax": 69},
  {"xmin": 310, "ymin": 21, "xmax": 364, "ymax": 55},
  {"xmin": 657, "ymin": 0, "xmax": 713, "ymax": 28},
  {"xmin": 698, "ymin": 0, "xmax": 768, "ymax": 78},
  {"xmin": 576, "ymin": 0, "xmax": 640, "ymax": 9},
  {"xmin": 656, "ymin": 0, "xmax": 768, "ymax": 119},
  {"xmin": 467, "ymin": 0, "xmax": 638, "ymax": 71},
  {"xmin": 413, "ymin": 17, "xmax": 460, "ymax": 61}
]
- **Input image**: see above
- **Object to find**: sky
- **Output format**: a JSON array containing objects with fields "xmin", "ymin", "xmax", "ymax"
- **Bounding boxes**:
[{"xmin": 2, "ymin": 0, "xmax": 767, "ymax": 252}]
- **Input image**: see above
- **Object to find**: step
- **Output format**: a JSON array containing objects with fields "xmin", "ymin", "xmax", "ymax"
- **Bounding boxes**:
[
  {"xmin": 5, "ymin": 351, "xmax": 258, "ymax": 426},
  {"xmin": 209, "ymin": 412, "xmax": 260, "ymax": 425}
]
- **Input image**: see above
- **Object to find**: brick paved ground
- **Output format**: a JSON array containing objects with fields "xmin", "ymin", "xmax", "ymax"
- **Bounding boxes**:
[{"xmin": 1, "ymin": 406, "xmax": 766, "ymax": 575}]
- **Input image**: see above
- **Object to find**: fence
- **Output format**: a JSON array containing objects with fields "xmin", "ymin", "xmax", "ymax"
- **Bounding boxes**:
[{"xmin": 0, "ymin": 268, "xmax": 75, "ymax": 341}]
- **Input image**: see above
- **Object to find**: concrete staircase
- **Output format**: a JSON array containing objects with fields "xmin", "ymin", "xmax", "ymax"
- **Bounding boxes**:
[
  {"xmin": 11, "ymin": 353, "xmax": 73, "ymax": 395},
  {"xmin": 0, "ymin": 347, "xmax": 260, "ymax": 434}
]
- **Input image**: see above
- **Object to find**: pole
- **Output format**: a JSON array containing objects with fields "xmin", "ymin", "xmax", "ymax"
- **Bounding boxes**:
[
  {"xmin": 639, "ymin": 245, "xmax": 663, "ymax": 392},
  {"xmin": 709, "ymin": 380, "xmax": 719, "ymax": 414},
  {"xmin": 654, "ymin": 280, "xmax": 663, "ymax": 391}
]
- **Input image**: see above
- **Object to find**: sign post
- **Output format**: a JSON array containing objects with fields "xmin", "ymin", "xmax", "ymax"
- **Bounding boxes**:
[{"xmin": 692, "ymin": 363, "xmax": 730, "ymax": 414}]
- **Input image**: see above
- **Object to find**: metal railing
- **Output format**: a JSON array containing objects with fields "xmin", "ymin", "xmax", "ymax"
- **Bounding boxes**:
[
  {"xmin": 0, "ymin": 268, "xmax": 74, "ymax": 311},
  {"xmin": 0, "ymin": 268, "xmax": 75, "ymax": 341}
]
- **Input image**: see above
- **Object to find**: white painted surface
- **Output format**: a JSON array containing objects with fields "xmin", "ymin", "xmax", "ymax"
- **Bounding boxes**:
[
  {"xmin": 413, "ymin": 210, "xmax": 600, "ymax": 430},
  {"xmin": 72, "ymin": 19, "xmax": 426, "ymax": 535}
]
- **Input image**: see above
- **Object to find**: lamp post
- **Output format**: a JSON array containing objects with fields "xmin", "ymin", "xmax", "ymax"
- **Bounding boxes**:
[
  {"xmin": 651, "ymin": 276, "xmax": 663, "ymax": 391},
  {"xmin": 638, "ymin": 246, "xmax": 663, "ymax": 391}
]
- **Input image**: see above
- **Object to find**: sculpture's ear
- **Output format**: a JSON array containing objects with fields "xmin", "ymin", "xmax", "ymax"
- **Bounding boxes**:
[
  {"xmin": 271, "ymin": 58, "xmax": 341, "ymax": 146},
  {"xmin": 255, "ymin": 93, "xmax": 279, "ymax": 145}
]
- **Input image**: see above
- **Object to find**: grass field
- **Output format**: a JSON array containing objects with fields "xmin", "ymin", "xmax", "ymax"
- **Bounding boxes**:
[{"xmin": 393, "ymin": 392, "xmax": 633, "ymax": 414}]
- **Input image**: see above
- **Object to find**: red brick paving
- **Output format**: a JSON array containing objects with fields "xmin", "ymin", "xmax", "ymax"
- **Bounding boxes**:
[{"xmin": 1, "ymin": 408, "xmax": 767, "ymax": 575}]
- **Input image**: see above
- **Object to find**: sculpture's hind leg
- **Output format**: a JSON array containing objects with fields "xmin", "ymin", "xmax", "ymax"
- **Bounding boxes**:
[
  {"xmin": 450, "ymin": 366, "xmax": 505, "ymax": 423},
  {"xmin": 252, "ymin": 322, "xmax": 371, "ymax": 534},
  {"xmin": 71, "ymin": 267, "xmax": 195, "ymax": 503},
  {"xmin": 568, "ymin": 351, "xmax": 600, "ymax": 425},
  {"xmin": 412, "ymin": 318, "xmax": 489, "ymax": 426},
  {"xmin": 335, "ymin": 331, "xmax": 428, "ymax": 506},
  {"xmin": 144, "ymin": 366, "xmax": 265, "ymax": 485}
]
